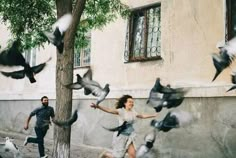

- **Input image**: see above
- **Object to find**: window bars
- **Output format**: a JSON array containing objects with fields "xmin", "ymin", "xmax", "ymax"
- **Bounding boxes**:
[
  {"xmin": 124, "ymin": 4, "xmax": 161, "ymax": 62},
  {"xmin": 74, "ymin": 36, "xmax": 91, "ymax": 67},
  {"xmin": 226, "ymin": 0, "xmax": 236, "ymax": 41}
]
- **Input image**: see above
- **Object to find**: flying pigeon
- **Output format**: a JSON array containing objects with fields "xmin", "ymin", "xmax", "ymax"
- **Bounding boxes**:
[
  {"xmin": 0, "ymin": 57, "xmax": 51, "ymax": 83},
  {"xmin": 148, "ymin": 78, "xmax": 184, "ymax": 94},
  {"xmin": 227, "ymin": 72, "xmax": 236, "ymax": 92},
  {"xmin": 0, "ymin": 40, "xmax": 26, "ymax": 67},
  {"xmin": 147, "ymin": 82, "xmax": 188, "ymax": 112},
  {"xmin": 66, "ymin": 68, "xmax": 92, "ymax": 89},
  {"xmin": 44, "ymin": 13, "xmax": 72, "ymax": 54},
  {"xmin": 136, "ymin": 130, "xmax": 156, "ymax": 158},
  {"xmin": 102, "ymin": 121, "xmax": 129, "ymax": 136},
  {"xmin": 53, "ymin": 109, "xmax": 78, "ymax": 128},
  {"xmin": 212, "ymin": 37, "xmax": 236, "ymax": 81},
  {"xmin": 151, "ymin": 110, "xmax": 194, "ymax": 132},
  {"xmin": 0, "ymin": 137, "xmax": 21, "ymax": 158},
  {"xmin": 68, "ymin": 68, "xmax": 110, "ymax": 105}
]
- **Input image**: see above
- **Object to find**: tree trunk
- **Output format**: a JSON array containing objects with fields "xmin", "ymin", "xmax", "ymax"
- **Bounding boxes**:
[
  {"xmin": 53, "ymin": 0, "xmax": 86, "ymax": 157},
  {"xmin": 53, "ymin": 0, "xmax": 73, "ymax": 158}
]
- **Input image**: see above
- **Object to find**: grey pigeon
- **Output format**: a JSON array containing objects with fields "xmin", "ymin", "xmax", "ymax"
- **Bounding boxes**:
[
  {"xmin": 136, "ymin": 130, "xmax": 156, "ymax": 158},
  {"xmin": 69, "ymin": 68, "xmax": 110, "ymax": 105},
  {"xmin": 0, "ymin": 137, "xmax": 22, "ymax": 158},
  {"xmin": 212, "ymin": 37, "xmax": 236, "ymax": 81},
  {"xmin": 151, "ymin": 110, "xmax": 194, "ymax": 132},
  {"xmin": 147, "ymin": 81, "xmax": 188, "ymax": 112},
  {"xmin": 148, "ymin": 78, "xmax": 182, "ymax": 94},
  {"xmin": 66, "ymin": 68, "xmax": 92, "ymax": 89},
  {"xmin": 0, "ymin": 40, "xmax": 26, "ymax": 67},
  {"xmin": 227, "ymin": 71, "xmax": 236, "ymax": 92},
  {"xmin": 102, "ymin": 121, "xmax": 129, "ymax": 137},
  {"xmin": 44, "ymin": 13, "xmax": 72, "ymax": 54},
  {"xmin": 0, "ymin": 57, "xmax": 51, "ymax": 83},
  {"xmin": 53, "ymin": 109, "xmax": 78, "ymax": 128}
]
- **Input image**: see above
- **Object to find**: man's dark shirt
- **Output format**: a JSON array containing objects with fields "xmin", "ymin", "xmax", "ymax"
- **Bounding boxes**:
[{"xmin": 30, "ymin": 105, "xmax": 55, "ymax": 128}]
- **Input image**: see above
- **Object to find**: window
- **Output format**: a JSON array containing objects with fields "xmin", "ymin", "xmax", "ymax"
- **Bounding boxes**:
[
  {"xmin": 24, "ymin": 48, "xmax": 37, "ymax": 66},
  {"xmin": 74, "ymin": 35, "xmax": 91, "ymax": 67},
  {"xmin": 225, "ymin": 0, "xmax": 236, "ymax": 41},
  {"xmin": 124, "ymin": 4, "xmax": 161, "ymax": 62}
]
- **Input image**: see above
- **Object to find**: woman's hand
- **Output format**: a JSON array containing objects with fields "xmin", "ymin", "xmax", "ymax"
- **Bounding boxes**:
[
  {"xmin": 90, "ymin": 103, "xmax": 99, "ymax": 109},
  {"xmin": 24, "ymin": 124, "xmax": 29, "ymax": 130}
]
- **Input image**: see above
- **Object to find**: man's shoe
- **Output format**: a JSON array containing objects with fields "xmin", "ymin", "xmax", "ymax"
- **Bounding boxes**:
[
  {"xmin": 23, "ymin": 136, "xmax": 29, "ymax": 146},
  {"xmin": 41, "ymin": 155, "xmax": 48, "ymax": 158}
]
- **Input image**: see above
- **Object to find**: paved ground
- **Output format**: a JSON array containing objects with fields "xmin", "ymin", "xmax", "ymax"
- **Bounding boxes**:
[{"xmin": 0, "ymin": 130, "xmax": 106, "ymax": 158}]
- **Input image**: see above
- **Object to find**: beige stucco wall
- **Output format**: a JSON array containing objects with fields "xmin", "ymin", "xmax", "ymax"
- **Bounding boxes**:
[
  {"xmin": 90, "ymin": 0, "xmax": 234, "ymax": 98},
  {"xmin": 0, "ymin": 24, "xmax": 56, "ymax": 100},
  {"xmin": 0, "ymin": 1, "xmax": 236, "ymax": 158},
  {"xmin": 0, "ymin": 0, "xmax": 234, "ymax": 100}
]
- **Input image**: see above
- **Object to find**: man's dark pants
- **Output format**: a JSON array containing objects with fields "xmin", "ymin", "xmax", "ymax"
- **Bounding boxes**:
[{"xmin": 27, "ymin": 126, "xmax": 48, "ymax": 157}]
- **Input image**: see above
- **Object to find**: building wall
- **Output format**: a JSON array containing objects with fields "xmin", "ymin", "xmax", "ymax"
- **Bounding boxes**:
[
  {"xmin": 0, "ymin": 0, "xmax": 236, "ymax": 157},
  {"xmin": 0, "ymin": 97, "xmax": 235, "ymax": 158}
]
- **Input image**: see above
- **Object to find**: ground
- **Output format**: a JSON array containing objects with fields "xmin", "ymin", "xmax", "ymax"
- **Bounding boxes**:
[{"xmin": 0, "ymin": 130, "xmax": 105, "ymax": 158}]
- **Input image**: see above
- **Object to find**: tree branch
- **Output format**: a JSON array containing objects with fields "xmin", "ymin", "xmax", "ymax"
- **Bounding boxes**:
[{"xmin": 66, "ymin": 0, "xmax": 86, "ymax": 48}]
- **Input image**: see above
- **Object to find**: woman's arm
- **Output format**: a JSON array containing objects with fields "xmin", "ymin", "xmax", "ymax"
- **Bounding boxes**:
[
  {"xmin": 137, "ymin": 113, "xmax": 158, "ymax": 119},
  {"xmin": 90, "ymin": 103, "xmax": 119, "ymax": 115}
]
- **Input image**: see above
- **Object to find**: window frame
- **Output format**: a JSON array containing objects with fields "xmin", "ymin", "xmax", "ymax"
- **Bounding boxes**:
[
  {"xmin": 124, "ymin": 3, "xmax": 161, "ymax": 63},
  {"xmin": 74, "ymin": 34, "xmax": 91, "ymax": 68},
  {"xmin": 225, "ymin": 0, "xmax": 236, "ymax": 41}
]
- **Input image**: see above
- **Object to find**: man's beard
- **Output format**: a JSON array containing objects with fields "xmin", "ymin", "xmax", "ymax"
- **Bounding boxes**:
[{"xmin": 42, "ymin": 103, "xmax": 48, "ymax": 106}]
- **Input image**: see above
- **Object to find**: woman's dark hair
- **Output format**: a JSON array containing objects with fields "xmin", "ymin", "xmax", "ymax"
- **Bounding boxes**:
[
  {"xmin": 41, "ymin": 96, "xmax": 48, "ymax": 101},
  {"xmin": 116, "ymin": 95, "xmax": 133, "ymax": 109}
]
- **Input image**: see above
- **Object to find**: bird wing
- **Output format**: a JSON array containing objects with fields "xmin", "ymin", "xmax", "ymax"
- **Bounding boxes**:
[
  {"xmin": 31, "ymin": 58, "xmax": 51, "ymax": 74},
  {"xmin": 147, "ymin": 91, "xmax": 164, "ymax": 106},
  {"xmin": 162, "ymin": 112, "xmax": 179, "ymax": 128},
  {"xmin": 82, "ymin": 80, "xmax": 103, "ymax": 96},
  {"xmin": 83, "ymin": 68, "xmax": 92, "ymax": 81},
  {"xmin": 231, "ymin": 72, "xmax": 236, "ymax": 84},
  {"xmin": 54, "ymin": 109, "xmax": 78, "ymax": 127},
  {"xmin": 53, "ymin": 13, "xmax": 72, "ymax": 33},
  {"xmin": 96, "ymin": 89, "xmax": 110, "ymax": 105},
  {"xmin": 43, "ymin": 31, "xmax": 55, "ymax": 44},
  {"xmin": 103, "ymin": 121, "xmax": 127, "ymax": 132},
  {"xmin": 1, "ymin": 70, "xmax": 25, "ymax": 79},
  {"xmin": 151, "ymin": 78, "xmax": 178, "ymax": 93},
  {"xmin": 66, "ymin": 83, "xmax": 83, "ymax": 89},
  {"xmin": 53, "ymin": 27, "xmax": 63, "ymax": 45}
]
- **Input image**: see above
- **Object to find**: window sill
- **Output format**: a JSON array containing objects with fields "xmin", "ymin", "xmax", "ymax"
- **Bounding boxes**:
[{"xmin": 73, "ymin": 65, "xmax": 90, "ymax": 69}]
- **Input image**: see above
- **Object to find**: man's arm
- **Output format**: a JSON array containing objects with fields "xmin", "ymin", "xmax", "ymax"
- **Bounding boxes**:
[{"xmin": 24, "ymin": 116, "xmax": 32, "ymax": 130}]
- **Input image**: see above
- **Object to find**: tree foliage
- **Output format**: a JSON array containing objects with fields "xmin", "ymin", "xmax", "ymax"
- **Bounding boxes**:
[{"xmin": 0, "ymin": 0, "xmax": 129, "ymax": 51}]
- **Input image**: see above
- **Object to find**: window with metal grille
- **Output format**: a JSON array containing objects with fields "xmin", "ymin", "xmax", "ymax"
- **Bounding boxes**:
[
  {"xmin": 225, "ymin": 0, "xmax": 236, "ymax": 41},
  {"xmin": 124, "ymin": 4, "xmax": 161, "ymax": 62},
  {"xmin": 74, "ymin": 35, "xmax": 91, "ymax": 67}
]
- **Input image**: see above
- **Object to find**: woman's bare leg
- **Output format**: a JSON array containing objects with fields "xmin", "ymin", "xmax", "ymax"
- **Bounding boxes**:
[
  {"xmin": 127, "ymin": 143, "xmax": 136, "ymax": 158},
  {"xmin": 99, "ymin": 151, "xmax": 113, "ymax": 158}
]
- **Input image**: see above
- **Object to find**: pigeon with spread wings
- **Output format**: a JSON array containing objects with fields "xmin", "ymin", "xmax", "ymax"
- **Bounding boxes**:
[
  {"xmin": 67, "ymin": 68, "xmax": 110, "ymax": 105},
  {"xmin": 212, "ymin": 37, "xmax": 236, "ymax": 81},
  {"xmin": 227, "ymin": 71, "xmax": 236, "ymax": 92},
  {"xmin": 0, "ymin": 40, "xmax": 26, "ymax": 67},
  {"xmin": 147, "ymin": 79, "xmax": 188, "ymax": 112},
  {"xmin": 0, "ymin": 57, "xmax": 51, "ymax": 83},
  {"xmin": 151, "ymin": 110, "xmax": 195, "ymax": 132},
  {"xmin": 44, "ymin": 13, "xmax": 72, "ymax": 54},
  {"xmin": 66, "ymin": 68, "xmax": 92, "ymax": 90}
]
